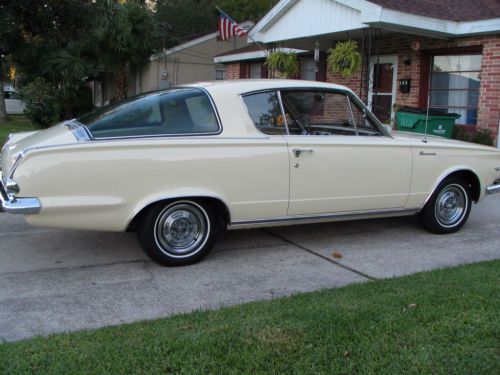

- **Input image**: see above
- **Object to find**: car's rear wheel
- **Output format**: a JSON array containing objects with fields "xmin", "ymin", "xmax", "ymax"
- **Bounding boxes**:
[
  {"xmin": 419, "ymin": 177, "xmax": 471, "ymax": 234},
  {"xmin": 137, "ymin": 200, "xmax": 217, "ymax": 266}
]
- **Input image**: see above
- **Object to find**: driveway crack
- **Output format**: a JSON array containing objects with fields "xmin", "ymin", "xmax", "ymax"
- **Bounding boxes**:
[{"xmin": 262, "ymin": 229, "xmax": 378, "ymax": 281}]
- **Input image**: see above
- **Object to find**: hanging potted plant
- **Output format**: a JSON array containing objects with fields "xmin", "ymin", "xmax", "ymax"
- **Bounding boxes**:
[
  {"xmin": 327, "ymin": 40, "xmax": 361, "ymax": 78},
  {"xmin": 265, "ymin": 50, "xmax": 299, "ymax": 79}
]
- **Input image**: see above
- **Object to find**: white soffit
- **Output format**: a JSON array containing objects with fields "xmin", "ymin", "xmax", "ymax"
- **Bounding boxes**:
[
  {"xmin": 214, "ymin": 48, "xmax": 310, "ymax": 64},
  {"xmin": 250, "ymin": 0, "xmax": 371, "ymax": 43},
  {"xmin": 249, "ymin": 0, "xmax": 500, "ymax": 43}
]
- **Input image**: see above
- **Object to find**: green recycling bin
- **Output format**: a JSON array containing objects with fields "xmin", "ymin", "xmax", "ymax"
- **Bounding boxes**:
[{"xmin": 396, "ymin": 109, "xmax": 460, "ymax": 139}]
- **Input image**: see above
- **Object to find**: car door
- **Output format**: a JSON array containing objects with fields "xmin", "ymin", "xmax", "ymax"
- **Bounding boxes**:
[{"xmin": 281, "ymin": 89, "xmax": 412, "ymax": 216}]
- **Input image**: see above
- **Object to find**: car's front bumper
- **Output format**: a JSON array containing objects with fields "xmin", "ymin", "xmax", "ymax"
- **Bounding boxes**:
[
  {"xmin": 486, "ymin": 182, "xmax": 500, "ymax": 195},
  {"xmin": 0, "ymin": 172, "xmax": 41, "ymax": 214}
]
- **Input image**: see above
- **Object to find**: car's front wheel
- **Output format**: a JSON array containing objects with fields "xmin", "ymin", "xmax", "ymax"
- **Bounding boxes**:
[
  {"xmin": 419, "ymin": 177, "xmax": 472, "ymax": 234},
  {"xmin": 137, "ymin": 200, "xmax": 217, "ymax": 266}
]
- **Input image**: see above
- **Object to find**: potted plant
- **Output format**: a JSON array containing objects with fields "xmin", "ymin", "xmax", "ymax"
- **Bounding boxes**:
[
  {"xmin": 327, "ymin": 40, "xmax": 361, "ymax": 78},
  {"xmin": 265, "ymin": 51, "xmax": 299, "ymax": 79}
]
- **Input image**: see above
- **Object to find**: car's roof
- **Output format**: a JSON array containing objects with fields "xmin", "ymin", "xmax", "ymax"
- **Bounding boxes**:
[{"xmin": 183, "ymin": 79, "xmax": 353, "ymax": 95}]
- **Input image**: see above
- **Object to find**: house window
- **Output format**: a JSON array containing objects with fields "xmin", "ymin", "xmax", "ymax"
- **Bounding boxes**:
[
  {"xmin": 429, "ymin": 54, "xmax": 482, "ymax": 125},
  {"xmin": 301, "ymin": 57, "xmax": 317, "ymax": 81},
  {"xmin": 250, "ymin": 62, "xmax": 262, "ymax": 79},
  {"xmin": 216, "ymin": 69, "xmax": 226, "ymax": 80}
]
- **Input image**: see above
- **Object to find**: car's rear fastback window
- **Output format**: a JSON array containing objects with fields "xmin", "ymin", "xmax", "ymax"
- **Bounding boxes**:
[{"xmin": 78, "ymin": 89, "xmax": 220, "ymax": 139}]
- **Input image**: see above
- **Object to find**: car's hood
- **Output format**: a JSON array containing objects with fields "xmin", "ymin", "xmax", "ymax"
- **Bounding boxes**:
[
  {"xmin": 391, "ymin": 130, "xmax": 500, "ymax": 153},
  {"xmin": 1, "ymin": 123, "xmax": 79, "ymax": 178}
]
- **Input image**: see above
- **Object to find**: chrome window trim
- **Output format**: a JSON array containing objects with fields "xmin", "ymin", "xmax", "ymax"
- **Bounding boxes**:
[
  {"xmin": 80, "ymin": 87, "xmax": 223, "ymax": 141},
  {"xmin": 64, "ymin": 120, "xmax": 92, "ymax": 142},
  {"xmin": 346, "ymin": 94, "xmax": 359, "ymax": 136},
  {"xmin": 276, "ymin": 90, "xmax": 291, "ymax": 135},
  {"xmin": 347, "ymin": 92, "xmax": 392, "ymax": 138}
]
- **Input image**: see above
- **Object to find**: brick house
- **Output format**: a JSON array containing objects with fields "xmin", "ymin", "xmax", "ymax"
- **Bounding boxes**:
[{"xmin": 216, "ymin": 0, "xmax": 500, "ymax": 145}]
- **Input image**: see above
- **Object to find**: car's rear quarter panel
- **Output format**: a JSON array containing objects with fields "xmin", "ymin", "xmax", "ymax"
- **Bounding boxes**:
[{"xmin": 17, "ymin": 138, "xmax": 289, "ymax": 231}]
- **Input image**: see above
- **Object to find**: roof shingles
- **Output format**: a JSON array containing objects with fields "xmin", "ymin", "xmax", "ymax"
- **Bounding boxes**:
[{"xmin": 370, "ymin": 0, "xmax": 500, "ymax": 22}]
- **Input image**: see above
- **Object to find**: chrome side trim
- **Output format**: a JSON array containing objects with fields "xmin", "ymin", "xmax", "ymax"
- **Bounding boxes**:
[
  {"xmin": 229, "ymin": 207, "xmax": 419, "ymax": 229},
  {"xmin": 8, "ymin": 151, "xmax": 26, "ymax": 179},
  {"xmin": 486, "ymin": 183, "xmax": 500, "ymax": 195},
  {"xmin": 1, "ymin": 134, "xmax": 13, "ymax": 153}
]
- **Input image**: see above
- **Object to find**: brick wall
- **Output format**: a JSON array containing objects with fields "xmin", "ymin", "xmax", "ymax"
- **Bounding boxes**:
[
  {"xmin": 324, "ymin": 33, "xmax": 500, "ymax": 140},
  {"xmin": 477, "ymin": 36, "xmax": 500, "ymax": 137},
  {"xmin": 225, "ymin": 63, "xmax": 240, "ymax": 79},
  {"xmin": 223, "ymin": 33, "xmax": 500, "ymax": 142}
]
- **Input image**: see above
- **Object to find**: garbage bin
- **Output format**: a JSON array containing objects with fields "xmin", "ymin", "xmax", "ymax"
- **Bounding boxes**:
[{"xmin": 396, "ymin": 107, "xmax": 460, "ymax": 138}]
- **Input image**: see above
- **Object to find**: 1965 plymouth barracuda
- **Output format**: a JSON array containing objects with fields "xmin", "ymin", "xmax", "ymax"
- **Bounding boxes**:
[{"xmin": 1, "ymin": 80, "xmax": 500, "ymax": 265}]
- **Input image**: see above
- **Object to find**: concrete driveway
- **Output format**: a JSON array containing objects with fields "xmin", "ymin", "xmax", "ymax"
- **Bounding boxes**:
[{"xmin": 1, "ymin": 196, "xmax": 499, "ymax": 342}]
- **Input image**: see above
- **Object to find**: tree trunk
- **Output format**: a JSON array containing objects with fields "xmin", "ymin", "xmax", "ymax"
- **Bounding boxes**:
[
  {"xmin": 113, "ymin": 65, "xmax": 128, "ymax": 100},
  {"xmin": 0, "ymin": 63, "xmax": 10, "ymax": 123}
]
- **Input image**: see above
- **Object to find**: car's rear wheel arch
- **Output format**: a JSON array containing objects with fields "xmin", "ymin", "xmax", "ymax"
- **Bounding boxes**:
[{"xmin": 127, "ymin": 196, "xmax": 230, "ymax": 232}]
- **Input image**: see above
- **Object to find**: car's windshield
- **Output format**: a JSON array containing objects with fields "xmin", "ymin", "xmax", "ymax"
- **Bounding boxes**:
[{"xmin": 77, "ymin": 88, "xmax": 219, "ymax": 139}]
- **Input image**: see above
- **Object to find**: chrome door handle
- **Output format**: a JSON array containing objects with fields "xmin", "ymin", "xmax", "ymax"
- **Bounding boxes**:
[
  {"xmin": 292, "ymin": 148, "xmax": 314, "ymax": 157},
  {"xmin": 419, "ymin": 151, "xmax": 437, "ymax": 156}
]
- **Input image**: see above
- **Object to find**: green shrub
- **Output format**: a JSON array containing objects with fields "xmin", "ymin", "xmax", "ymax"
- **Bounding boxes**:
[
  {"xmin": 21, "ymin": 78, "xmax": 61, "ymax": 128},
  {"xmin": 327, "ymin": 40, "xmax": 361, "ymax": 78},
  {"xmin": 265, "ymin": 51, "xmax": 299, "ymax": 78},
  {"xmin": 59, "ymin": 86, "xmax": 94, "ymax": 119},
  {"xmin": 453, "ymin": 126, "xmax": 494, "ymax": 146}
]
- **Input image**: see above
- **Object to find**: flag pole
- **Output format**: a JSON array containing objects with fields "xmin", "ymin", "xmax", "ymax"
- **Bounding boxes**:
[{"xmin": 215, "ymin": 6, "xmax": 268, "ymax": 55}]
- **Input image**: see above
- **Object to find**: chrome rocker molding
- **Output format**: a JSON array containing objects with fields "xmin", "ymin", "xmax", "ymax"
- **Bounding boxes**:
[
  {"xmin": 0, "ymin": 177, "xmax": 41, "ymax": 214},
  {"xmin": 486, "ymin": 183, "xmax": 500, "ymax": 195},
  {"xmin": 229, "ymin": 207, "xmax": 419, "ymax": 229}
]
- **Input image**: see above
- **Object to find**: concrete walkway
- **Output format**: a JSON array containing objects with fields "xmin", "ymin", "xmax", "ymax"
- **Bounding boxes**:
[{"xmin": 1, "ymin": 196, "xmax": 499, "ymax": 342}]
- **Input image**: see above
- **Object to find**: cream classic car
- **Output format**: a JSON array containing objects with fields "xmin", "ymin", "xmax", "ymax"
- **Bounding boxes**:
[{"xmin": 1, "ymin": 80, "xmax": 500, "ymax": 266}]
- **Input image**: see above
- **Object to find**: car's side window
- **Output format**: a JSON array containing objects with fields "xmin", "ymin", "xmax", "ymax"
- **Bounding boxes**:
[
  {"xmin": 281, "ymin": 90, "xmax": 359, "ymax": 136},
  {"xmin": 79, "ymin": 89, "xmax": 220, "ymax": 138},
  {"xmin": 242, "ymin": 92, "xmax": 287, "ymax": 135}
]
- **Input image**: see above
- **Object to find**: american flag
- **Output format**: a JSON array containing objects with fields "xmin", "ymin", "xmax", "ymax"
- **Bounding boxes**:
[{"xmin": 218, "ymin": 12, "xmax": 246, "ymax": 41}]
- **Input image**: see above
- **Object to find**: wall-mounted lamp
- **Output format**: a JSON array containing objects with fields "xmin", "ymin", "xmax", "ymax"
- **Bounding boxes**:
[{"xmin": 403, "ymin": 55, "xmax": 411, "ymax": 65}]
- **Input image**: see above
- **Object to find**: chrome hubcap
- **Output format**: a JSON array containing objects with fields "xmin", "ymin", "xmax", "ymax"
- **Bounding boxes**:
[
  {"xmin": 435, "ymin": 184, "xmax": 467, "ymax": 227},
  {"xmin": 154, "ymin": 203, "xmax": 208, "ymax": 257}
]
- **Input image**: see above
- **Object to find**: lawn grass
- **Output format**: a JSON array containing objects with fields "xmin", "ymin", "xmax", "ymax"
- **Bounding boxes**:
[
  {"xmin": 0, "ymin": 115, "xmax": 40, "ymax": 146},
  {"xmin": 1, "ymin": 260, "xmax": 498, "ymax": 374}
]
